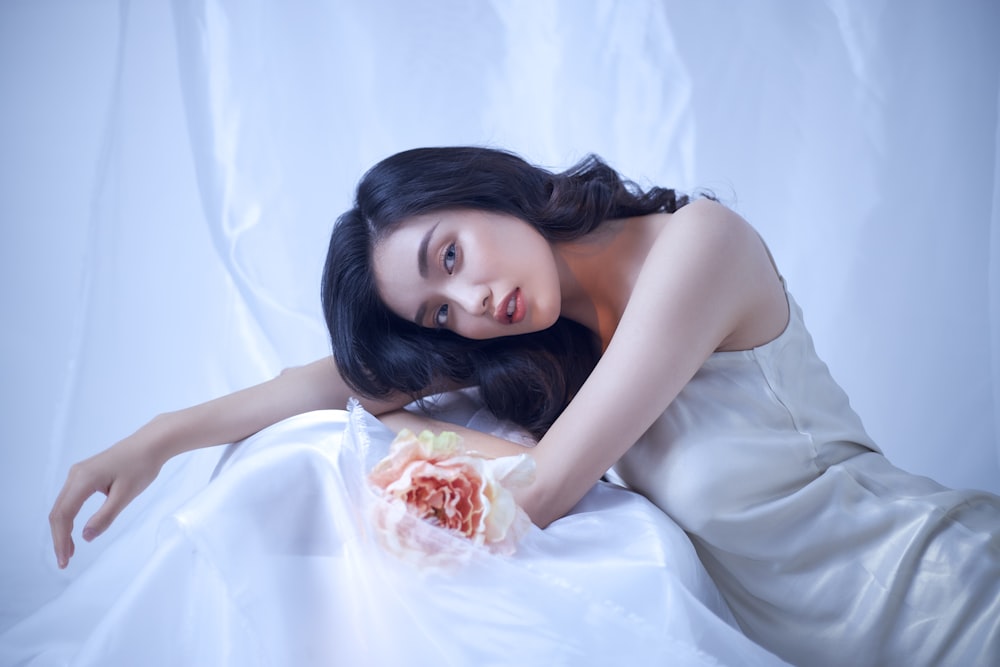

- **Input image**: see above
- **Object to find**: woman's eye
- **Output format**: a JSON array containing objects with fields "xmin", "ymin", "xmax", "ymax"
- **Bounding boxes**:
[
  {"xmin": 434, "ymin": 303, "xmax": 449, "ymax": 328},
  {"xmin": 442, "ymin": 243, "xmax": 456, "ymax": 274}
]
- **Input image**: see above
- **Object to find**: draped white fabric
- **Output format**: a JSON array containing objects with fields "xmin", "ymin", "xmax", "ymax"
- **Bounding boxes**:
[
  {"xmin": 1, "ymin": 0, "xmax": 998, "ymax": 645},
  {"xmin": 1, "ymin": 403, "xmax": 793, "ymax": 666}
]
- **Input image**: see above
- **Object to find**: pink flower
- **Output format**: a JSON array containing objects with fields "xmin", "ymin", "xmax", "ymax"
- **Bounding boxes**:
[{"xmin": 368, "ymin": 429, "xmax": 534, "ymax": 564}]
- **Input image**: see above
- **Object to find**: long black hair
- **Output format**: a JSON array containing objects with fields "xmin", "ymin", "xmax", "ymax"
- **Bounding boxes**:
[{"xmin": 322, "ymin": 146, "xmax": 691, "ymax": 438}]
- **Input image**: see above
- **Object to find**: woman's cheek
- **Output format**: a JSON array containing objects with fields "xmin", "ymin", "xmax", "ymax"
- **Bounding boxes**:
[{"xmin": 454, "ymin": 318, "xmax": 493, "ymax": 341}]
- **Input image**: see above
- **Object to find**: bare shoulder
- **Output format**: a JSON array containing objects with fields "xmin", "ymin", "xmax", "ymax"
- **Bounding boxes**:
[
  {"xmin": 644, "ymin": 198, "xmax": 768, "ymax": 282},
  {"xmin": 649, "ymin": 198, "xmax": 787, "ymax": 351},
  {"xmin": 663, "ymin": 197, "xmax": 759, "ymax": 246}
]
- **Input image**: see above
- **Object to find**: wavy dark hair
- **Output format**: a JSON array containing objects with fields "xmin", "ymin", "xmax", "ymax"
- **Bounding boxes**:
[{"xmin": 322, "ymin": 146, "xmax": 692, "ymax": 438}]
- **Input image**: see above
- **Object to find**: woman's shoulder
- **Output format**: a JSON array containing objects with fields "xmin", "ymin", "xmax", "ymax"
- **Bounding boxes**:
[
  {"xmin": 651, "ymin": 198, "xmax": 764, "ymax": 267},
  {"xmin": 669, "ymin": 197, "xmax": 751, "ymax": 232},
  {"xmin": 650, "ymin": 198, "xmax": 788, "ymax": 352}
]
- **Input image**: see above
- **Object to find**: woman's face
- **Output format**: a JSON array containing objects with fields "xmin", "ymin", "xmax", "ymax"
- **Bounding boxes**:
[{"xmin": 373, "ymin": 209, "xmax": 562, "ymax": 340}]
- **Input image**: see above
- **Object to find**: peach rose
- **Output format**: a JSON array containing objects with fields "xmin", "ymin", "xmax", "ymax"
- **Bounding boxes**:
[{"xmin": 368, "ymin": 429, "xmax": 534, "ymax": 564}]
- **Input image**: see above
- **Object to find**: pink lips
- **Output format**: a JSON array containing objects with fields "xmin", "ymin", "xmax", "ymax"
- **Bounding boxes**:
[{"xmin": 495, "ymin": 288, "xmax": 525, "ymax": 324}]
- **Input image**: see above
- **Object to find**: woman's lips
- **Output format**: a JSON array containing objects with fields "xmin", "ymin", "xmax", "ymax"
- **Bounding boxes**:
[{"xmin": 496, "ymin": 288, "xmax": 525, "ymax": 324}]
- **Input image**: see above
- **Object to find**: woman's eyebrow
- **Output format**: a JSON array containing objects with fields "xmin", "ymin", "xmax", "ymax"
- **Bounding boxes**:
[{"xmin": 417, "ymin": 222, "xmax": 440, "ymax": 278}]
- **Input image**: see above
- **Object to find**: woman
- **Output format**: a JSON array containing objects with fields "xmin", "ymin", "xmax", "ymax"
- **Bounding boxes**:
[{"xmin": 47, "ymin": 147, "xmax": 998, "ymax": 666}]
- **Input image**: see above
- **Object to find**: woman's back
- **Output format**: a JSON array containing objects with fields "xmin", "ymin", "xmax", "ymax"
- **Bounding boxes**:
[{"xmin": 613, "ymin": 283, "xmax": 1000, "ymax": 666}]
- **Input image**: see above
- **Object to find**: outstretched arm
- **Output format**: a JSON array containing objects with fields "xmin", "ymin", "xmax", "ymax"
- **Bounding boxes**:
[{"xmin": 49, "ymin": 356, "xmax": 410, "ymax": 568}]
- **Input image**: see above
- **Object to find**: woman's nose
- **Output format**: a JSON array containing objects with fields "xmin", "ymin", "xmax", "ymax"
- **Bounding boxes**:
[{"xmin": 454, "ymin": 283, "xmax": 490, "ymax": 316}]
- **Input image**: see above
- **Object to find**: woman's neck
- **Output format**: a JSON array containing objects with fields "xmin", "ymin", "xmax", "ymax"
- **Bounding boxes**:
[{"xmin": 554, "ymin": 213, "xmax": 668, "ymax": 348}]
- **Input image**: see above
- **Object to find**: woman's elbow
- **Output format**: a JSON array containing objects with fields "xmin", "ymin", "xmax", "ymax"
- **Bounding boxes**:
[{"xmin": 518, "ymin": 484, "xmax": 568, "ymax": 530}]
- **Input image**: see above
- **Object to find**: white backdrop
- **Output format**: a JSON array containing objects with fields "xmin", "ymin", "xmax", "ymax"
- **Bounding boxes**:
[{"xmin": 1, "ymin": 0, "xmax": 998, "ymax": 630}]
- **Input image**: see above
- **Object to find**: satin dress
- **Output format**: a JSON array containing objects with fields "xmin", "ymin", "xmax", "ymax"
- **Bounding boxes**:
[{"xmin": 613, "ymin": 283, "xmax": 1000, "ymax": 667}]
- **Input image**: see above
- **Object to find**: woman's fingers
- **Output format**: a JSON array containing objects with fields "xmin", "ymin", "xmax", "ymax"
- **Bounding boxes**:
[
  {"xmin": 49, "ymin": 447, "xmax": 160, "ymax": 568},
  {"xmin": 82, "ymin": 485, "xmax": 131, "ymax": 542},
  {"xmin": 48, "ymin": 464, "xmax": 100, "ymax": 568},
  {"xmin": 49, "ymin": 458, "xmax": 121, "ymax": 568},
  {"xmin": 48, "ymin": 512, "xmax": 75, "ymax": 570}
]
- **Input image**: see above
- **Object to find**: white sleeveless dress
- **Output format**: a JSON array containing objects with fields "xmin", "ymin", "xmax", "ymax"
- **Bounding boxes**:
[{"xmin": 612, "ymin": 283, "xmax": 1000, "ymax": 667}]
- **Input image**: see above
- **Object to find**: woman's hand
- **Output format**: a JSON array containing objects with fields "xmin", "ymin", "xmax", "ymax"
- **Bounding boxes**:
[
  {"xmin": 46, "ymin": 356, "xmax": 416, "ymax": 568},
  {"xmin": 49, "ymin": 427, "xmax": 167, "ymax": 569}
]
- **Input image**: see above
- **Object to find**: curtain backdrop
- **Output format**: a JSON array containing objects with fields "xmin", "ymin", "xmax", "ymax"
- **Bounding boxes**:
[{"xmin": 2, "ymin": 0, "xmax": 998, "ymax": 630}]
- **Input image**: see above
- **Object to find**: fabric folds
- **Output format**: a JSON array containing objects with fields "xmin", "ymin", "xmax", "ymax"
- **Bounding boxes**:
[{"xmin": 1, "ymin": 405, "xmax": 789, "ymax": 666}]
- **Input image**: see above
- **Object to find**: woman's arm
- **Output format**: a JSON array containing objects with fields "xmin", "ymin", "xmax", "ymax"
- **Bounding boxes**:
[
  {"xmin": 523, "ymin": 199, "xmax": 787, "ymax": 526},
  {"xmin": 49, "ymin": 356, "xmax": 411, "ymax": 568}
]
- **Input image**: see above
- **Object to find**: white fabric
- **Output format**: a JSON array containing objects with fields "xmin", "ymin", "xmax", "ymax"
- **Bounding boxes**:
[
  {"xmin": 0, "ymin": 404, "xmax": 790, "ymax": 666},
  {"xmin": 2, "ymin": 0, "xmax": 999, "ymax": 647},
  {"xmin": 614, "ymin": 285, "xmax": 1000, "ymax": 666}
]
